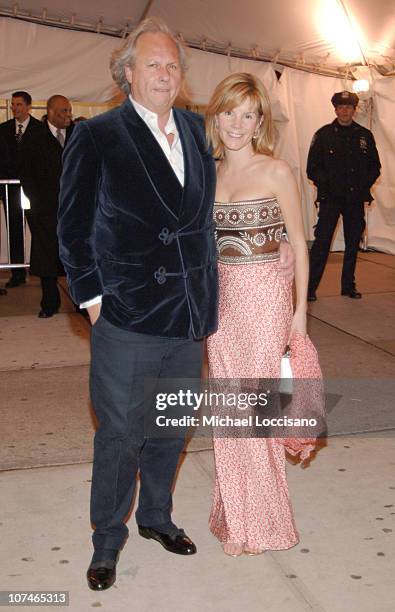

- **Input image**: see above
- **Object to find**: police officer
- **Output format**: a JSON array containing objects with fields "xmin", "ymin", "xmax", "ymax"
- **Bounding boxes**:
[{"xmin": 306, "ymin": 90, "xmax": 381, "ymax": 300}]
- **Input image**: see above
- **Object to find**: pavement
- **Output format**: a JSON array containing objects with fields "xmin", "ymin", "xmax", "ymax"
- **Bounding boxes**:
[{"xmin": 0, "ymin": 252, "xmax": 394, "ymax": 612}]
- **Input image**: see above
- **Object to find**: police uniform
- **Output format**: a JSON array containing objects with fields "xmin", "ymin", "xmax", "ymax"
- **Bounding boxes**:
[{"xmin": 306, "ymin": 91, "xmax": 381, "ymax": 299}]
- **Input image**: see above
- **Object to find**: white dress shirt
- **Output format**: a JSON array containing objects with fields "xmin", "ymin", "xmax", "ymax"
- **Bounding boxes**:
[
  {"xmin": 15, "ymin": 116, "xmax": 30, "ymax": 136},
  {"xmin": 47, "ymin": 120, "xmax": 66, "ymax": 144},
  {"xmin": 130, "ymin": 95, "xmax": 184, "ymax": 186},
  {"xmin": 80, "ymin": 96, "xmax": 185, "ymax": 309}
]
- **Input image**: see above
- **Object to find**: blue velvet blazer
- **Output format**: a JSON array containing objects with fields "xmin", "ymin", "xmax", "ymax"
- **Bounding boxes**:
[{"xmin": 58, "ymin": 99, "xmax": 218, "ymax": 339}]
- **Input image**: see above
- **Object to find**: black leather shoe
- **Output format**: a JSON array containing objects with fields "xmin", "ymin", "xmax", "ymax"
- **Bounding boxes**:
[
  {"xmin": 86, "ymin": 565, "xmax": 116, "ymax": 591},
  {"xmin": 0, "ymin": 288, "xmax": 7, "ymax": 296},
  {"xmin": 138, "ymin": 525, "xmax": 197, "ymax": 555},
  {"xmin": 5, "ymin": 277, "xmax": 26, "ymax": 288},
  {"xmin": 307, "ymin": 291, "xmax": 317, "ymax": 302},
  {"xmin": 341, "ymin": 289, "xmax": 362, "ymax": 299},
  {"xmin": 38, "ymin": 309, "xmax": 58, "ymax": 318}
]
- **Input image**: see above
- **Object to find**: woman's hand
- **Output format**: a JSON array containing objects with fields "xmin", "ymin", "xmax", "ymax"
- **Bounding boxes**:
[
  {"xmin": 290, "ymin": 308, "xmax": 307, "ymax": 340},
  {"xmin": 87, "ymin": 302, "xmax": 101, "ymax": 326},
  {"xmin": 278, "ymin": 240, "xmax": 295, "ymax": 281}
]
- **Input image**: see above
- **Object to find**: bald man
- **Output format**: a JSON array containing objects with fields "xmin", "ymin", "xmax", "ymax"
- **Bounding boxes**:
[{"xmin": 20, "ymin": 95, "xmax": 74, "ymax": 316}]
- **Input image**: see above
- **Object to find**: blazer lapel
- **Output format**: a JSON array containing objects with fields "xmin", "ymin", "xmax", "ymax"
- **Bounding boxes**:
[
  {"xmin": 44, "ymin": 121, "xmax": 62, "ymax": 150},
  {"xmin": 7, "ymin": 121, "xmax": 18, "ymax": 155},
  {"xmin": 119, "ymin": 100, "xmax": 183, "ymax": 219},
  {"xmin": 44, "ymin": 120, "xmax": 72, "ymax": 152},
  {"xmin": 173, "ymin": 109, "xmax": 205, "ymax": 229},
  {"xmin": 24, "ymin": 119, "xmax": 33, "ymax": 138}
]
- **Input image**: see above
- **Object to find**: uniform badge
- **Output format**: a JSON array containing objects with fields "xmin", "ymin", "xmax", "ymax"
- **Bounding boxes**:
[{"xmin": 359, "ymin": 136, "xmax": 368, "ymax": 151}]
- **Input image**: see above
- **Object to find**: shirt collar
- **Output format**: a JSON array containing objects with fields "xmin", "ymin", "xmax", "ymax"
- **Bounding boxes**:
[
  {"xmin": 128, "ymin": 95, "xmax": 177, "ymax": 137},
  {"xmin": 15, "ymin": 116, "xmax": 30, "ymax": 129},
  {"xmin": 47, "ymin": 120, "xmax": 65, "ymax": 138}
]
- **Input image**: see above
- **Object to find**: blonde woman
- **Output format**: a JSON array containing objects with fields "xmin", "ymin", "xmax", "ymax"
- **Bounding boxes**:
[{"xmin": 206, "ymin": 73, "xmax": 308, "ymax": 556}]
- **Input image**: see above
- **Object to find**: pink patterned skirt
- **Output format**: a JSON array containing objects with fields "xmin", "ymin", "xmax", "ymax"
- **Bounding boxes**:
[{"xmin": 207, "ymin": 260, "xmax": 299, "ymax": 550}]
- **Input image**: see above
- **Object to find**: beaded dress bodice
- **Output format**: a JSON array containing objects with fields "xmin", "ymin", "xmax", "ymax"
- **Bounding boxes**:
[{"xmin": 214, "ymin": 197, "xmax": 284, "ymax": 264}]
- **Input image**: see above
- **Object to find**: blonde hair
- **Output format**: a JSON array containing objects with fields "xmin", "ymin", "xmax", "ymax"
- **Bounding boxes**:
[
  {"xmin": 110, "ymin": 17, "xmax": 187, "ymax": 95},
  {"xmin": 206, "ymin": 73, "xmax": 274, "ymax": 159}
]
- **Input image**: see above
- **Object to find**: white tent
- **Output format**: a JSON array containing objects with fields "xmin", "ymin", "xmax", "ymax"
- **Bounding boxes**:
[{"xmin": 0, "ymin": 0, "xmax": 394, "ymax": 252}]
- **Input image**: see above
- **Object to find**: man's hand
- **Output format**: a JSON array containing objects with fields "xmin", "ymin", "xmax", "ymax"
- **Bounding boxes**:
[
  {"xmin": 278, "ymin": 240, "xmax": 295, "ymax": 281},
  {"xmin": 87, "ymin": 302, "xmax": 101, "ymax": 325}
]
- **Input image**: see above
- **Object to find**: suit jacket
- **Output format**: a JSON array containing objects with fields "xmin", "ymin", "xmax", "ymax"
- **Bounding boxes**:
[
  {"xmin": 58, "ymin": 99, "xmax": 218, "ymax": 339},
  {"xmin": 16, "ymin": 120, "xmax": 73, "ymax": 277},
  {"xmin": 0, "ymin": 115, "xmax": 44, "ymax": 180},
  {"xmin": 20, "ymin": 120, "xmax": 74, "ymax": 215}
]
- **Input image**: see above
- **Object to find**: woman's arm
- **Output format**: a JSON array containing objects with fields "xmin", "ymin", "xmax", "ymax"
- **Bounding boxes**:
[{"xmin": 271, "ymin": 159, "xmax": 309, "ymax": 336}]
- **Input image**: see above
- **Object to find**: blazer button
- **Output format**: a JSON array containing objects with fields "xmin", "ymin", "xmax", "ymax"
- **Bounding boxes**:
[
  {"xmin": 158, "ymin": 227, "xmax": 175, "ymax": 246},
  {"xmin": 154, "ymin": 266, "xmax": 167, "ymax": 284}
]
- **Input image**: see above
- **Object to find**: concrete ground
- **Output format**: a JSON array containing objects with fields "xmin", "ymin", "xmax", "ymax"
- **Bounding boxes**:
[{"xmin": 0, "ymin": 252, "xmax": 394, "ymax": 612}]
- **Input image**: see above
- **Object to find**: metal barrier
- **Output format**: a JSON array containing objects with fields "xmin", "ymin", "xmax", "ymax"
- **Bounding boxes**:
[{"xmin": 0, "ymin": 179, "xmax": 30, "ymax": 271}]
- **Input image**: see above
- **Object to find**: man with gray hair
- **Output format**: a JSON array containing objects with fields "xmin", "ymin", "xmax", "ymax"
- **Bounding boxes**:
[{"xmin": 58, "ymin": 17, "xmax": 218, "ymax": 591}]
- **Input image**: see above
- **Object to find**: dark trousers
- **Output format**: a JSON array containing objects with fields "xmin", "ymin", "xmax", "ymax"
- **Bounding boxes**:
[
  {"xmin": 3, "ymin": 185, "xmax": 26, "ymax": 281},
  {"xmin": 40, "ymin": 276, "xmax": 60, "ymax": 313},
  {"xmin": 308, "ymin": 199, "xmax": 365, "ymax": 293},
  {"xmin": 89, "ymin": 315, "xmax": 203, "ymax": 552}
]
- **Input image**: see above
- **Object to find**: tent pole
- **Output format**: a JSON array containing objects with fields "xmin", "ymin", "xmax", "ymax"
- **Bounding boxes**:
[{"xmin": 139, "ymin": 0, "xmax": 156, "ymax": 22}]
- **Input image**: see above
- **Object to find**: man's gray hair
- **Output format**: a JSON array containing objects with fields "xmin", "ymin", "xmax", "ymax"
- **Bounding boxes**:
[{"xmin": 110, "ymin": 17, "xmax": 187, "ymax": 95}]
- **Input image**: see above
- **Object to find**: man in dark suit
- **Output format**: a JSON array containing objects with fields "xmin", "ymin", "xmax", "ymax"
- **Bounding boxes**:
[
  {"xmin": 0, "ymin": 91, "xmax": 43, "ymax": 287},
  {"xmin": 21, "ymin": 95, "xmax": 73, "ymax": 317},
  {"xmin": 58, "ymin": 19, "xmax": 215, "ymax": 591},
  {"xmin": 58, "ymin": 18, "xmax": 293, "ymax": 591}
]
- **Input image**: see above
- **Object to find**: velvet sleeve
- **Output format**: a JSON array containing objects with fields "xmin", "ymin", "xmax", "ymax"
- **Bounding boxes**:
[{"xmin": 58, "ymin": 121, "xmax": 103, "ymax": 304}]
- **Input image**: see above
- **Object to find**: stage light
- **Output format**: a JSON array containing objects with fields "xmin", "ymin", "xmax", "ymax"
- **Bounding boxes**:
[
  {"xmin": 352, "ymin": 66, "xmax": 373, "ymax": 99},
  {"xmin": 353, "ymin": 79, "xmax": 370, "ymax": 94}
]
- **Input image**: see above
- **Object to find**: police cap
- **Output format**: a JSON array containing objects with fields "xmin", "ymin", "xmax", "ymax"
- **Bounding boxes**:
[{"xmin": 331, "ymin": 91, "xmax": 359, "ymax": 108}]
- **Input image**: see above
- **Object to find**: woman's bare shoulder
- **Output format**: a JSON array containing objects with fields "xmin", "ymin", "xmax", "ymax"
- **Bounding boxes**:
[
  {"xmin": 255, "ymin": 156, "xmax": 293, "ymax": 187},
  {"xmin": 270, "ymin": 157, "xmax": 292, "ymax": 175},
  {"xmin": 254, "ymin": 155, "xmax": 288, "ymax": 172},
  {"xmin": 274, "ymin": 160, "xmax": 297, "ymax": 192}
]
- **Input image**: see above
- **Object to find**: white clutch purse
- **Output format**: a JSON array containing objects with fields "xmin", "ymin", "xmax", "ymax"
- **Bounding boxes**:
[{"xmin": 279, "ymin": 347, "xmax": 293, "ymax": 394}]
